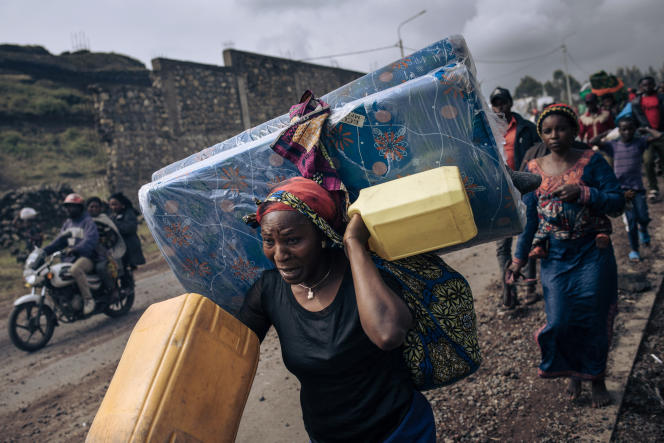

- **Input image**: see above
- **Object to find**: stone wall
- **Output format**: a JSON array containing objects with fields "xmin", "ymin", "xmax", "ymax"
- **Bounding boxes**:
[
  {"xmin": 92, "ymin": 83, "xmax": 164, "ymax": 194},
  {"xmin": 91, "ymin": 51, "xmax": 364, "ymax": 202},
  {"xmin": 223, "ymin": 49, "xmax": 364, "ymax": 128},
  {"xmin": 153, "ymin": 58, "xmax": 244, "ymax": 137}
]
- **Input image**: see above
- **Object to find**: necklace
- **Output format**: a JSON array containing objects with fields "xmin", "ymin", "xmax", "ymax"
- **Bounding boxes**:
[{"xmin": 298, "ymin": 268, "xmax": 332, "ymax": 300}]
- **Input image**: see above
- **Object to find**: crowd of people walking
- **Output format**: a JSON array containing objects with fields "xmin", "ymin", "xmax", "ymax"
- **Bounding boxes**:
[{"xmin": 494, "ymin": 76, "xmax": 663, "ymax": 409}]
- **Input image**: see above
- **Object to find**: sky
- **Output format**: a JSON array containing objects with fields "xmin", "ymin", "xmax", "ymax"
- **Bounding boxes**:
[{"xmin": 1, "ymin": 0, "xmax": 663, "ymax": 98}]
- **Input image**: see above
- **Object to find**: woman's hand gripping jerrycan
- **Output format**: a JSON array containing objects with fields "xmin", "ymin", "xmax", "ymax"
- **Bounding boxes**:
[{"xmin": 347, "ymin": 166, "xmax": 477, "ymax": 260}]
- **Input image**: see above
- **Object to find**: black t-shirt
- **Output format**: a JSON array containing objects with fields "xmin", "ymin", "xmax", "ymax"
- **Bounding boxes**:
[{"xmin": 237, "ymin": 267, "xmax": 414, "ymax": 443}]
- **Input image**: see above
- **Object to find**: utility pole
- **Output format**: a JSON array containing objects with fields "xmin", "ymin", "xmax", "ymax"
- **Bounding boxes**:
[
  {"xmin": 397, "ymin": 10, "xmax": 426, "ymax": 58},
  {"xmin": 562, "ymin": 44, "xmax": 573, "ymax": 105}
]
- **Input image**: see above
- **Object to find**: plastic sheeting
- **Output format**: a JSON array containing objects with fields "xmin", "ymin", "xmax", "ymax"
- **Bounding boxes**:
[
  {"xmin": 139, "ymin": 35, "xmax": 524, "ymax": 314},
  {"xmin": 151, "ymin": 35, "xmax": 474, "ymax": 180}
]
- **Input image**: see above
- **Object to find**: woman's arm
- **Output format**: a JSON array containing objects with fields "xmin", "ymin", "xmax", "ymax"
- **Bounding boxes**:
[
  {"xmin": 576, "ymin": 153, "xmax": 625, "ymax": 216},
  {"xmin": 344, "ymin": 214, "xmax": 413, "ymax": 351}
]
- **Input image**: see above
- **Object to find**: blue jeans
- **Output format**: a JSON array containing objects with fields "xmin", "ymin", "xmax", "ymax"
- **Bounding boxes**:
[{"xmin": 625, "ymin": 190, "xmax": 650, "ymax": 252}]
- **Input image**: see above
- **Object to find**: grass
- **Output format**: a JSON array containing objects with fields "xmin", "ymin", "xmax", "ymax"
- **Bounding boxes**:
[
  {"xmin": 0, "ymin": 73, "xmax": 106, "ymax": 191},
  {"xmin": 0, "ymin": 126, "xmax": 101, "ymax": 158},
  {"xmin": 0, "ymin": 126, "xmax": 106, "ymax": 190},
  {"xmin": 0, "ymin": 77, "xmax": 91, "ymax": 119},
  {"xmin": 0, "ymin": 249, "xmax": 25, "ymax": 302}
]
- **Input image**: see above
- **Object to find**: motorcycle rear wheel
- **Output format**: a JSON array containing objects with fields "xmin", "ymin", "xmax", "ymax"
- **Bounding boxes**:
[
  {"xmin": 103, "ymin": 290, "xmax": 134, "ymax": 318},
  {"xmin": 8, "ymin": 302, "xmax": 56, "ymax": 352}
]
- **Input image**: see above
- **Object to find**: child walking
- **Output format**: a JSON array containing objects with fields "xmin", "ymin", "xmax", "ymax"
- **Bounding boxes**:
[{"xmin": 592, "ymin": 117, "xmax": 662, "ymax": 261}]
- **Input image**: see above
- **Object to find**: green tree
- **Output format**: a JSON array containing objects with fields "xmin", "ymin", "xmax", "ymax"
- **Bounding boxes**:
[
  {"xmin": 615, "ymin": 66, "xmax": 644, "ymax": 89},
  {"xmin": 543, "ymin": 70, "xmax": 581, "ymax": 103},
  {"xmin": 514, "ymin": 75, "xmax": 543, "ymax": 98}
]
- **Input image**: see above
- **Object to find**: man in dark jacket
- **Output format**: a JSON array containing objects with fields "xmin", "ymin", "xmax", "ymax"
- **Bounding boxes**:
[
  {"xmin": 632, "ymin": 76, "xmax": 664, "ymax": 201},
  {"xmin": 43, "ymin": 193, "xmax": 99, "ymax": 315},
  {"xmin": 490, "ymin": 87, "xmax": 541, "ymax": 309}
]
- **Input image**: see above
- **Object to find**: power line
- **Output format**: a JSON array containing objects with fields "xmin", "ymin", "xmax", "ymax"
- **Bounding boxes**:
[
  {"xmin": 566, "ymin": 50, "xmax": 590, "ymax": 78},
  {"xmin": 299, "ymin": 44, "xmax": 398, "ymax": 62},
  {"xmin": 475, "ymin": 46, "xmax": 561, "ymax": 64},
  {"xmin": 481, "ymin": 56, "xmax": 557, "ymax": 83}
]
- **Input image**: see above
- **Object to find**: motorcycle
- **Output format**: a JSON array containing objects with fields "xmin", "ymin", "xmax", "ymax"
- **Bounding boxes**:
[{"xmin": 8, "ymin": 248, "xmax": 135, "ymax": 351}]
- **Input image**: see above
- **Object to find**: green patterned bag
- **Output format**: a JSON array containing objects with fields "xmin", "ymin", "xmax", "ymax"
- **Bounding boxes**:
[{"xmin": 373, "ymin": 252, "xmax": 481, "ymax": 391}]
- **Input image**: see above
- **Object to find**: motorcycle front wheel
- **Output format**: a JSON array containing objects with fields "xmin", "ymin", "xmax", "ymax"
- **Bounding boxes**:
[
  {"xmin": 8, "ymin": 302, "xmax": 56, "ymax": 351},
  {"xmin": 103, "ymin": 289, "xmax": 134, "ymax": 318}
]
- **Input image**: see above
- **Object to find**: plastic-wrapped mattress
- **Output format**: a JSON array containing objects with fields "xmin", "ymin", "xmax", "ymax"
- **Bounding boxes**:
[
  {"xmin": 139, "ymin": 35, "xmax": 523, "ymax": 314},
  {"xmin": 151, "ymin": 35, "xmax": 474, "ymax": 181}
]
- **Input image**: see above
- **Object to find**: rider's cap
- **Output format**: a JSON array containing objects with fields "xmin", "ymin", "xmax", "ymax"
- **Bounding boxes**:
[
  {"xmin": 19, "ymin": 207, "xmax": 38, "ymax": 220},
  {"xmin": 64, "ymin": 193, "xmax": 85, "ymax": 205}
]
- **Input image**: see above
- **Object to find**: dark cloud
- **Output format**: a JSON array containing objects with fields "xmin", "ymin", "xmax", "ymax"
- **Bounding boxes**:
[
  {"xmin": 239, "ymin": 0, "xmax": 352, "ymax": 10},
  {"xmin": 464, "ymin": 0, "xmax": 664, "ymax": 95},
  {"xmin": 1, "ymin": 0, "xmax": 662, "ymax": 99}
]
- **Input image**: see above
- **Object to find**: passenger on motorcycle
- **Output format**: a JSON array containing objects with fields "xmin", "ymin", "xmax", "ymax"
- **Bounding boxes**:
[
  {"xmin": 109, "ymin": 193, "xmax": 145, "ymax": 273},
  {"xmin": 86, "ymin": 197, "xmax": 126, "ymax": 301},
  {"xmin": 43, "ymin": 193, "xmax": 99, "ymax": 315}
]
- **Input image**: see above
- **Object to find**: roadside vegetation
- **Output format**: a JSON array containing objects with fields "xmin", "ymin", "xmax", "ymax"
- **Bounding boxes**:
[{"xmin": 0, "ymin": 75, "xmax": 106, "ymax": 190}]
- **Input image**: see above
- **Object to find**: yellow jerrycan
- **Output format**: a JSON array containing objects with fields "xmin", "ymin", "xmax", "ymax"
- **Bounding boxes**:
[
  {"xmin": 347, "ymin": 166, "xmax": 477, "ymax": 260},
  {"xmin": 87, "ymin": 293, "xmax": 259, "ymax": 443}
]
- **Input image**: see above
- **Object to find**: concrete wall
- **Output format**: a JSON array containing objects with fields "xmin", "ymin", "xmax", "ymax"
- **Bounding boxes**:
[{"xmin": 91, "ymin": 51, "xmax": 364, "ymax": 201}]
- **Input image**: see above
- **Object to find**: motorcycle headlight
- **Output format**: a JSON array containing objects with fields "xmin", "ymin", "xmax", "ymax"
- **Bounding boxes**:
[{"xmin": 25, "ymin": 274, "xmax": 38, "ymax": 286}]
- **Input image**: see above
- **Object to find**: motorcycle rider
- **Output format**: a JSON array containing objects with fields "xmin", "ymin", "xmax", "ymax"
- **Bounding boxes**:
[
  {"xmin": 86, "ymin": 197, "xmax": 126, "ymax": 300},
  {"xmin": 43, "ymin": 193, "xmax": 99, "ymax": 315}
]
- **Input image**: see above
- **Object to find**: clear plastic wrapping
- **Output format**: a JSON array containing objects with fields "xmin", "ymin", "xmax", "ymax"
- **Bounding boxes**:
[
  {"xmin": 151, "ymin": 35, "xmax": 473, "ymax": 181},
  {"xmin": 139, "ymin": 35, "xmax": 523, "ymax": 314}
]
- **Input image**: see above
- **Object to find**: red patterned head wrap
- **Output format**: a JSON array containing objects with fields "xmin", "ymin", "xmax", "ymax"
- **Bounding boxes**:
[{"xmin": 255, "ymin": 177, "xmax": 345, "ymax": 245}]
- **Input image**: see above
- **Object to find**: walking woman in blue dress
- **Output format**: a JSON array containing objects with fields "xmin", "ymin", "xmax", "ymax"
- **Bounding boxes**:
[{"xmin": 507, "ymin": 104, "xmax": 624, "ymax": 407}]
